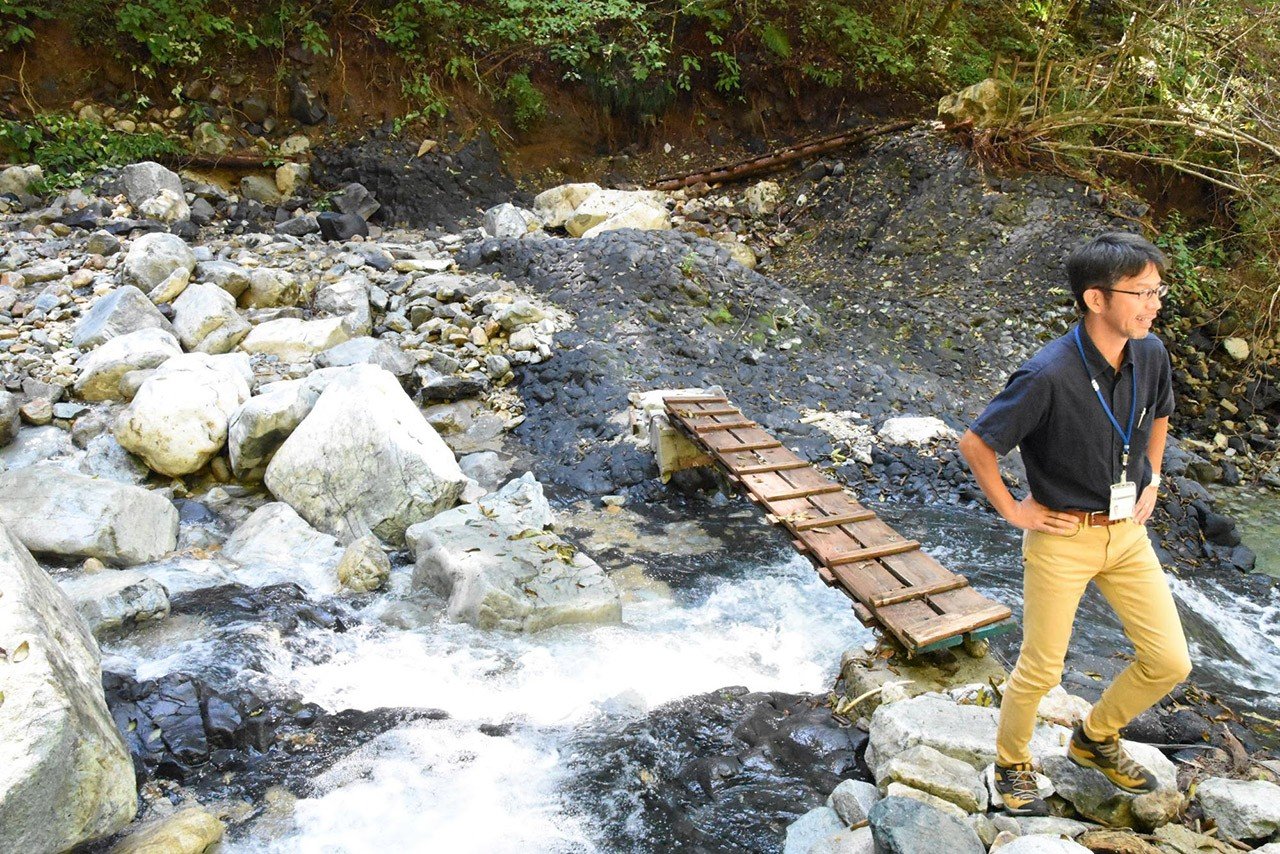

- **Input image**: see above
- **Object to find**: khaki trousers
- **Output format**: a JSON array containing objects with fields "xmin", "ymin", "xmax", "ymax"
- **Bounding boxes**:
[{"xmin": 996, "ymin": 519, "xmax": 1191, "ymax": 766}]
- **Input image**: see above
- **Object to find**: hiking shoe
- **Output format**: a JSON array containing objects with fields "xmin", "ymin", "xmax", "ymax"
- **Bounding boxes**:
[
  {"xmin": 1068, "ymin": 723, "xmax": 1158, "ymax": 793},
  {"xmin": 993, "ymin": 762, "xmax": 1050, "ymax": 816}
]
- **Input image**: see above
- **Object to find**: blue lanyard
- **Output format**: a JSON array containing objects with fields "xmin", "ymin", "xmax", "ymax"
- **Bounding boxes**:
[{"xmin": 1073, "ymin": 325, "xmax": 1137, "ymax": 478}]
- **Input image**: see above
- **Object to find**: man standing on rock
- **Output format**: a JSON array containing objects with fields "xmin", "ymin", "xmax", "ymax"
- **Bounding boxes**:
[{"xmin": 958, "ymin": 232, "xmax": 1191, "ymax": 816}]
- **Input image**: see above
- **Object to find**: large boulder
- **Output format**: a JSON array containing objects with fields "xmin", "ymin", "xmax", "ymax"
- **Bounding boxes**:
[
  {"xmin": 265, "ymin": 364, "xmax": 466, "ymax": 544},
  {"xmin": 72, "ymin": 285, "xmax": 175, "ymax": 350},
  {"xmin": 937, "ymin": 78, "xmax": 1019, "ymax": 129},
  {"xmin": 59, "ymin": 571, "xmax": 171, "ymax": 640},
  {"xmin": 407, "ymin": 473, "xmax": 622, "ymax": 632},
  {"xmin": 226, "ymin": 367, "xmax": 352, "ymax": 480},
  {"xmin": 1196, "ymin": 777, "xmax": 1280, "ymax": 841},
  {"xmin": 314, "ymin": 336, "xmax": 414, "ymax": 377},
  {"xmin": 532, "ymin": 182, "xmax": 601, "ymax": 228},
  {"xmin": 114, "ymin": 353, "xmax": 252, "ymax": 476},
  {"xmin": 565, "ymin": 189, "xmax": 668, "ymax": 237},
  {"xmin": 482, "ymin": 202, "xmax": 540, "ymax": 239},
  {"xmin": 867, "ymin": 796, "xmax": 985, "ymax": 854},
  {"xmin": 106, "ymin": 805, "xmax": 223, "ymax": 854},
  {"xmin": 240, "ymin": 267, "xmax": 301, "ymax": 308},
  {"xmin": 171, "ymin": 283, "xmax": 251, "ymax": 354},
  {"xmin": 239, "ymin": 317, "xmax": 354, "ymax": 363},
  {"xmin": 876, "ymin": 743, "xmax": 988, "ymax": 813},
  {"xmin": 1041, "ymin": 751, "xmax": 1178, "ymax": 828},
  {"xmin": 0, "ymin": 463, "xmax": 177, "ymax": 565},
  {"xmin": 0, "ymin": 524, "xmax": 138, "ymax": 851},
  {"xmin": 221, "ymin": 502, "xmax": 343, "ymax": 594},
  {"xmin": 74, "ymin": 327, "xmax": 182, "ymax": 401},
  {"xmin": 580, "ymin": 201, "xmax": 672, "ymax": 238},
  {"xmin": 121, "ymin": 232, "xmax": 196, "ymax": 293},
  {"xmin": 121, "ymin": 161, "xmax": 189, "ymax": 222},
  {"xmin": 0, "ymin": 389, "xmax": 20, "ymax": 447}
]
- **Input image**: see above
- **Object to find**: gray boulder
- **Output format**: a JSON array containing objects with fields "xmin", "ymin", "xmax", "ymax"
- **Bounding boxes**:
[
  {"xmin": 171, "ymin": 282, "xmax": 251, "ymax": 353},
  {"xmin": 0, "ymin": 389, "xmax": 19, "ymax": 447},
  {"xmin": 78, "ymin": 434, "xmax": 150, "ymax": 485},
  {"xmin": 59, "ymin": 570, "xmax": 170, "ymax": 640},
  {"xmin": 222, "ymin": 502, "xmax": 343, "ymax": 594},
  {"xmin": 121, "ymin": 161, "xmax": 183, "ymax": 208},
  {"xmin": 314, "ymin": 336, "xmax": 414, "ymax": 377},
  {"xmin": 809, "ymin": 827, "xmax": 875, "ymax": 854},
  {"xmin": 1196, "ymin": 777, "xmax": 1280, "ymax": 841},
  {"xmin": 226, "ymin": 368, "xmax": 354, "ymax": 479},
  {"xmin": 315, "ymin": 273, "xmax": 370, "ymax": 316},
  {"xmin": 73, "ymin": 285, "xmax": 175, "ymax": 350},
  {"xmin": 828, "ymin": 779, "xmax": 882, "ymax": 826},
  {"xmin": 74, "ymin": 327, "xmax": 182, "ymax": 401},
  {"xmin": 265, "ymin": 364, "xmax": 466, "ymax": 545},
  {"xmin": 240, "ymin": 174, "xmax": 282, "ymax": 206},
  {"xmin": 240, "ymin": 267, "xmax": 300, "ymax": 308},
  {"xmin": 121, "ymin": 232, "xmax": 196, "ymax": 293},
  {"xmin": 784, "ymin": 806, "xmax": 846, "ymax": 854},
  {"xmin": 482, "ymin": 203, "xmax": 540, "ymax": 239},
  {"xmin": 877, "ymin": 743, "xmax": 988, "ymax": 812},
  {"xmin": 195, "ymin": 260, "xmax": 251, "ymax": 299},
  {"xmin": 867, "ymin": 796, "xmax": 985, "ymax": 854},
  {"xmin": 407, "ymin": 473, "xmax": 621, "ymax": 632},
  {"xmin": 0, "ymin": 463, "xmax": 177, "ymax": 565},
  {"xmin": 0, "ymin": 425, "xmax": 74, "ymax": 474},
  {"xmin": 0, "ymin": 524, "xmax": 138, "ymax": 851}
]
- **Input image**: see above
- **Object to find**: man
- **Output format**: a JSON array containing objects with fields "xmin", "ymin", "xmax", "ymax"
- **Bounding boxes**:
[{"xmin": 958, "ymin": 232, "xmax": 1192, "ymax": 816}]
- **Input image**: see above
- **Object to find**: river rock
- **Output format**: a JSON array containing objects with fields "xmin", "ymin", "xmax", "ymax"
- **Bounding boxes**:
[
  {"xmin": 240, "ymin": 174, "xmax": 282, "ymax": 206},
  {"xmin": 241, "ymin": 267, "xmax": 301, "ymax": 308},
  {"xmin": 226, "ymin": 374, "xmax": 326, "ymax": 479},
  {"xmin": 336, "ymin": 533, "xmax": 390, "ymax": 593},
  {"xmin": 315, "ymin": 273, "xmax": 370, "ymax": 316},
  {"xmin": 1040, "ymin": 751, "xmax": 1176, "ymax": 828},
  {"xmin": 865, "ymin": 694, "xmax": 1069, "ymax": 780},
  {"xmin": 1195, "ymin": 777, "xmax": 1280, "ymax": 840},
  {"xmin": 317, "ymin": 211, "xmax": 369, "ymax": 241},
  {"xmin": 0, "ymin": 523, "xmax": 138, "ymax": 851},
  {"xmin": 171, "ymin": 283, "xmax": 251, "ymax": 353},
  {"xmin": 314, "ymin": 336, "xmax": 414, "ymax": 377},
  {"xmin": 0, "ymin": 390, "xmax": 19, "ymax": 447},
  {"xmin": 867, "ymin": 796, "xmax": 984, "ymax": 854},
  {"xmin": 407, "ymin": 474, "xmax": 621, "ymax": 632},
  {"xmin": 196, "ymin": 260, "xmax": 251, "ymax": 299},
  {"xmin": 1016, "ymin": 817, "xmax": 1094, "ymax": 837},
  {"xmin": 240, "ymin": 316, "xmax": 355, "ymax": 363},
  {"xmin": 122, "ymin": 161, "xmax": 188, "ymax": 221},
  {"xmin": 533, "ymin": 182, "xmax": 601, "ymax": 228},
  {"xmin": 565, "ymin": 189, "xmax": 665, "ymax": 237},
  {"xmin": 221, "ymin": 502, "xmax": 343, "ymax": 594},
  {"xmin": 0, "ymin": 425, "xmax": 74, "ymax": 474},
  {"xmin": 146, "ymin": 266, "xmax": 191, "ymax": 305},
  {"xmin": 114, "ymin": 353, "xmax": 252, "ymax": 476},
  {"xmin": 107, "ymin": 805, "xmax": 224, "ymax": 854},
  {"xmin": 784, "ymin": 806, "xmax": 846, "ymax": 854},
  {"xmin": 59, "ymin": 570, "xmax": 171, "ymax": 639},
  {"xmin": 876, "ymin": 743, "xmax": 988, "ymax": 812},
  {"xmin": 483, "ymin": 202, "xmax": 540, "ymax": 239},
  {"xmin": 74, "ymin": 327, "xmax": 183, "ymax": 401},
  {"xmin": 744, "ymin": 180, "xmax": 783, "ymax": 217},
  {"xmin": 0, "ymin": 463, "xmax": 178, "ymax": 564},
  {"xmin": 808, "ymin": 826, "xmax": 874, "ymax": 854},
  {"xmin": 0, "ymin": 163, "xmax": 40, "ymax": 196},
  {"xmin": 276, "ymin": 162, "xmax": 310, "ymax": 197},
  {"xmin": 828, "ymin": 779, "xmax": 882, "ymax": 825},
  {"xmin": 121, "ymin": 232, "xmax": 196, "ymax": 293},
  {"xmin": 878, "ymin": 416, "xmax": 955, "ymax": 445},
  {"xmin": 1221, "ymin": 337, "xmax": 1249, "ymax": 362},
  {"xmin": 457, "ymin": 451, "xmax": 511, "ymax": 494},
  {"xmin": 73, "ymin": 285, "xmax": 175, "ymax": 349},
  {"xmin": 79, "ymin": 433, "xmax": 150, "ymax": 485},
  {"xmin": 265, "ymin": 364, "xmax": 466, "ymax": 545}
]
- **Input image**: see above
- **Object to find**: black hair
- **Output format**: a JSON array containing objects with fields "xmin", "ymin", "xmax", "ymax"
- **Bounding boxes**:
[{"xmin": 1066, "ymin": 232, "xmax": 1167, "ymax": 313}]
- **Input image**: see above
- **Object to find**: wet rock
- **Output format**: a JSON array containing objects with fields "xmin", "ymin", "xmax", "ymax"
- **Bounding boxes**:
[
  {"xmin": 74, "ymin": 327, "xmax": 183, "ymax": 401},
  {"xmin": 122, "ymin": 232, "xmax": 197, "ymax": 293},
  {"xmin": 115, "ymin": 352, "xmax": 252, "ymax": 476},
  {"xmin": 222, "ymin": 502, "xmax": 342, "ymax": 594},
  {"xmin": 0, "ymin": 424, "xmax": 75, "ymax": 473},
  {"xmin": 867, "ymin": 796, "xmax": 984, "ymax": 854},
  {"xmin": 316, "ymin": 211, "xmax": 369, "ymax": 241},
  {"xmin": 265, "ymin": 364, "xmax": 466, "ymax": 545},
  {"xmin": 337, "ymin": 533, "xmax": 391, "ymax": 593},
  {"xmin": 0, "ymin": 462, "xmax": 178, "ymax": 564},
  {"xmin": 0, "ymin": 523, "xmax": 137, "ymax": 851},
  {"xmin": 1195, "ymin": 777, "xmax": 1280, "ymax": 841},
  {"xmin": 171, "ymin": 283, "xmax": 252, "ymax": 354},
  {"xmin": 73, "ymin": 285, "xmax": 176, "ymax": 349},
  {"xmin": 828, "ymin": 779, "xmax": 881, "ymax": 825},
  {"xmin": 408, "ymin": 473, "xmax": 619, "ymax": 632},
  {"xmin": 106, "ymin": 805, "xmax": 224, "ymax": 854},
  {"xmin": 784, "ymin": 806, "xmax": 845, "ymax": 854},
  {"xmin": 59, "ymin": 569, "xmax": 170, "ymax": 639},
  {"xmin": 0, "ymin": 389, "xmax": 20, "ymax": 446}
]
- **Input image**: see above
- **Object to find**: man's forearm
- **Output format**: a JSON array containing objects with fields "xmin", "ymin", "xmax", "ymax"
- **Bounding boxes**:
[
  {"xmin": 959, "ymin": 429, "xmax": 1018, "ymax": 520},
  {"xmin": 1147, "ymin": 416, "xmax": 1169, "ymax": 476}
]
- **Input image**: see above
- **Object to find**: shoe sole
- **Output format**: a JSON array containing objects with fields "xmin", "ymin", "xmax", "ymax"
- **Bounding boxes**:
[{"xmin": 1067, "ymin": 748, "xmax": 1156, "ymax": 794}]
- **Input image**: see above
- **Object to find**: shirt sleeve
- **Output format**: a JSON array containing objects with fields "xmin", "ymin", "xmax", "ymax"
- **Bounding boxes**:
[
  {"xmin": 1153, "ymin": 343, "xmax": 1175, "ymax": 419},
  {"xmin": 970, "ymin": 363, "xmax": 1052, "ymax": 456}
]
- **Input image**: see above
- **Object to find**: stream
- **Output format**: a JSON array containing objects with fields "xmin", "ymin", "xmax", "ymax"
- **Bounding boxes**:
[{"xmin": 98, "ymin": 493, "xmax": 1280, "ymax": 852}]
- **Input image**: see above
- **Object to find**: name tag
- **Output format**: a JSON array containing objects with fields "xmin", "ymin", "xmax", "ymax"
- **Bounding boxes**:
[{"xmin": 1108, "ymin": 480, "xmax": 1137, "ymax": 520}]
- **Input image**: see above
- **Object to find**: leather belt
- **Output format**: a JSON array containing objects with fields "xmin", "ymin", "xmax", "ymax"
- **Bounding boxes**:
[{"xmin": 1061, "ymin": 509, "xmax": 1126, "ymax": 527}]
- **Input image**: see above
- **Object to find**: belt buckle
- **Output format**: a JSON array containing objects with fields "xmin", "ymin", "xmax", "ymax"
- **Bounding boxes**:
[{"xmin": 1084, "ymin": 511, "xmax": 1098, "ymax": 527}]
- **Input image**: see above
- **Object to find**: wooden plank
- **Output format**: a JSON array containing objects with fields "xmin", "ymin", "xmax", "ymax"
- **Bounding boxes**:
[
  {"xmin": 693, "ymin": 419, "xmax": 758, "ymax": 432},
  {"xmin": 793, "ymin": 510, "xmax": 877, "ymax": 531},
  {"xmin": 827, "ymin": 540, "xmax": 920, "ymax": 567},
  {"xmin": 663, "ymin": 395, "xmax": 727, "ymax": 405},
  {"xmin": 669, "ymin": 406, "xmax": 740, "ymax": 418},
  {"xmin": 703, "ymin": 428, "xmax": 778, "ymax": 451},
  {"xmin": 828, "ymin": 560, "xmax": 911, "ymax": 604},
  {"xmin": 871, "ymin": 577, "xmax": 968, "ymax": 607},
  {"xmin": 816, "ymin": 565, "xmax": 837, "ymax": 586},
  {"xmin": 718, "ymin": 446, "xmax": 805, "ymax": 472},
  {"xmin": 902, "ymin": 604, "xmax": 1012, "ymax": 648},
  {"xmin": 758, "ymin": 483, "xmax": 845, "ymax": 502},
  {"xmin": 736, "ymin": 460, "xmax": 810, "ymax": 475},
  {"xmin": 852, "ymin": 601, "xmax": 877, "ymax": 626}
]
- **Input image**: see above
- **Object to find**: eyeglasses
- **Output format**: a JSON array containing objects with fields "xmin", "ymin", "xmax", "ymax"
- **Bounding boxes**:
[{"xmin": 1102, "ymin": 283, "xmax": 1169, "ymax": 301}]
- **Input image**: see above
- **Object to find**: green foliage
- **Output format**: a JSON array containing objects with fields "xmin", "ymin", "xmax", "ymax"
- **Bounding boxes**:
[
  {"xmin": 0, "ymin": 0, "xmax": 51, "ymax": 46},
  {"xmin": 502, "ymin": 71, "xmax": 546, "ymax": 132},
  {"xmin": 705, "ymin": 303, "xmax": 734, "ymax": 325},
  {"xmin": 0, "ymin": 114, "xmax": 181, "ymax": 182},
  {"xmin": 113, "ymin": 0, "xmax": 266, "ymax": 77},
  {"xmin": 1156, "ymin": 212, "xmax": 1228, "ymax": 306}
]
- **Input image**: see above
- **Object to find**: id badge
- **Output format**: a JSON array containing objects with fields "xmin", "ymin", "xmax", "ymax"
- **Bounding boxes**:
[{"xmin": 1108, "ymin": 480, "xmax": 1137, "ymax": 520}]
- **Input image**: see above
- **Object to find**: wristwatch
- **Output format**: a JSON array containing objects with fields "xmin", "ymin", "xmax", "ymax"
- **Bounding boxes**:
[{"xmin": 1149, "ymin": 473, "xmax": 1162, "ymax": 491}]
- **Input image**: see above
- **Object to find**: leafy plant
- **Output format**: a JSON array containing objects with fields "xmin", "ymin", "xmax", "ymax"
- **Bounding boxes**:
[
  {"xmin": 0, "ymin": 115, "xmax": 181, "ymax": 182},
  {"xmin": 0, "ymin": 0, "xmax": 51, "ymax": 46},
  {"xmin": 502, "ymin": 71, "xmax": 546, "ymax": 132}
]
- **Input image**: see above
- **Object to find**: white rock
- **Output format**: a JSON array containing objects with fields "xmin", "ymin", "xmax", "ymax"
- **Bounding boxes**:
[
  {"xmin": 990, "ymin": 837, "xmax": 1091, "ymax": 853},
  {"xmin": 240, "ymin": 316, "xmax": 355, "ymax": 363},
  {"xmin": 784, "ymin": 806, "xmax": 846, "ymax": 854},
  {"xmin": 0, "ymin": 463, "xmax": 177, "ymax": 565},
  {"xmin": 314, "ymin": 336, "xmax": 414, "ymax": 376},
  {"xmin": 483, "ymin": 203, "xmax": 541, "ymax": 239},
  {"xmin": 0, "ymin": 524, "xmax": 137, "ymax": 852},
  {"xmin": 265, "ymin": 364, "xmax": 466, "ymax": 545},
  {"xmin": 532, "ymin": 182, "xmax": 601, "ymax": 228},
  {"xmin": 877, "ymin": 743, "xmax": 988, "ymax": 812},
  {"xmin": 171, "ymin": 283, "xmax": 251, "ymax": 354},
  {"xmin": 315, "ymin": 273, "xmax": 369, "ymax": 316},
  {"xmin": 744, "ymin": 180, "xmax": 783, "ymax": 217},
  {"xmin": 878, "ymin": 416, "xmax": 956, "ymax": 445},
  {"xmin": 828, "ymin": 779, "xmax": 882, "ymax": 826},
  {"xmin": 1035, "ymin": 685, "xmax": 1092, "ymax": 728},
  {"xmin": 114, "ymin": 353, "xmax": 252, "ymax": 476},
  {"xmin": 196, "ymin": 260, "xmax": 251, "ymax": 298},
  {"xmin": 241, "ymin": 267, "xmax": 301, "ymax": 308},
  {"xmin": 337, "ymin": 534, "xmax": 391, "ymax": 593},
  {"xmin": 137, "ymin": 187, "xmax": 190, "ymax": 222},
  {"xmin": 1196, "ymin": 777, "xmax": 1280, "ymax": 840},
  {"xmin": 1222, "ymin": 337, "xmax": 1249, "ymax": 362},
  {"xmin": 222, "ymin": 502, "xmax": 343, "ymax": 594},
  {"xmin": 121, "ymin": 232, "xmax": 196, "ymax": 292},
  {"xmin": 74, "ymin": 327, "xmax": 183, "ymax": 401},
  {"xmin": 59, "ymin": 570, "xmax": 170, "ymax": 639},
  {"xmin": 809, "ymin": 826, "xmax": 875, "ymax": 854},
  {"xmin": 567, "ymin": 189, "xmax": 668, "ymax": 237},
  {"xmin": 121, "ymin": 161, "xmax": 183, "ymax": 207}
]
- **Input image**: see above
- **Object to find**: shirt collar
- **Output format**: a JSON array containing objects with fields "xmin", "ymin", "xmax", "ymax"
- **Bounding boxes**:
[{"xmin": 1074, "ymin": 322, "xmax": 1132, "ymax": 380}]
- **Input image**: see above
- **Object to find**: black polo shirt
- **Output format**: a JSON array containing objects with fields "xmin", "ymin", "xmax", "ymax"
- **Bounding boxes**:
[{"xmin": 971, "ymin": 322, "xmax": 1174, "ymax": 511}]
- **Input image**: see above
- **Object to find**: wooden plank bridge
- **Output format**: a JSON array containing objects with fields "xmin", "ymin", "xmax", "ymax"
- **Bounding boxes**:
[{"xmin": 662, "ymin": 393, "xmax": 1013, "ymax": 655}]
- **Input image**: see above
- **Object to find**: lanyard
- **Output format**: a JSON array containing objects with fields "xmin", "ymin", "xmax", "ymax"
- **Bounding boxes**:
[{"xmin": 1073, "ymin": 325, "xmax": 1138, "ymax": 478}]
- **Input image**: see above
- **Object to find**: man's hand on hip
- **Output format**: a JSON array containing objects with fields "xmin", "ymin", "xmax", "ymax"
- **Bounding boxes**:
[
  {"xmin": 1133, "ymin": 485, "xmax": 1158, "ymax": 526},
  {"xmin": 1004, "ymin": 494, "xmax": 1080, "ymax": 535}
]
